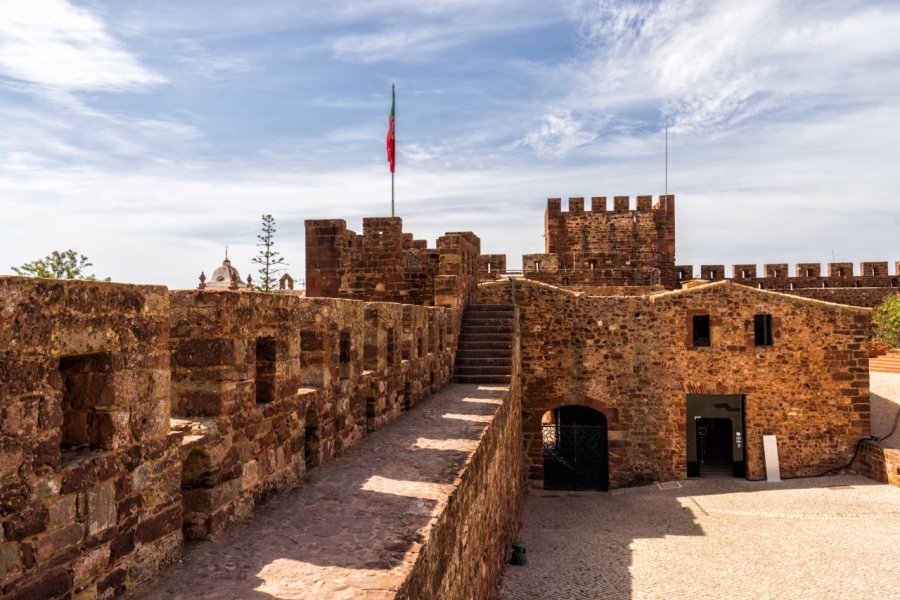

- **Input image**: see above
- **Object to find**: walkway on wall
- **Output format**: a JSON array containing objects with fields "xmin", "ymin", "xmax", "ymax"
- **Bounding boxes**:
[{"xmin": 128, "ymin": 384, "xmax": 508, "ymax": 600}]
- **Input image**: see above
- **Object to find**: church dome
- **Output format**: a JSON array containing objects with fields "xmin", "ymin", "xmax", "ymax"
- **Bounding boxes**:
[{"xmin": 206, "ymin": 258, "xmax": 247, "ymax": 289}]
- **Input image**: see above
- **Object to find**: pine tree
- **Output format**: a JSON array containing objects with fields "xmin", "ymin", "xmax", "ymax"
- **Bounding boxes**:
[{"xmin": 252, "ymin": 214, "xmax": 287, "ymax": 291}]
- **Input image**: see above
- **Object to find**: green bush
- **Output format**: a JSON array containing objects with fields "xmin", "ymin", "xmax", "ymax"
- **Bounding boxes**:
[{"xmin": 873, "ymin": 293, "xmax": 900, "ymax": 349}]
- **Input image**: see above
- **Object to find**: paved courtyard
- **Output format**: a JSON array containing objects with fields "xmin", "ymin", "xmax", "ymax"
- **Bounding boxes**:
[{"xmin": 499, "ymin": 475, "xmax": 900, "ymax": 599}]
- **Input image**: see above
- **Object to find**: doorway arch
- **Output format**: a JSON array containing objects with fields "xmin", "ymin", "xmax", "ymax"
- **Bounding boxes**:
[{"xmin": 542, "ymin": 405, "xmax": 608, "ymax": 491}]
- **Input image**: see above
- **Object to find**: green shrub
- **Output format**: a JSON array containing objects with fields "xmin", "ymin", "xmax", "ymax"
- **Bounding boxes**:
[{"xmin": 873, "ymin": 293, "xmax": 900, "ymax": 349}]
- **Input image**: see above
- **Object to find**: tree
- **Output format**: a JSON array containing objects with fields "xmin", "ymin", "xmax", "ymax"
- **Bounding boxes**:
[
  {"xmin": 12, "ymin": 249, "xmax": 108, "ymax": 280},
  {"xmin": 873, "ymin": 293, "xmax": 900, "ymax": 349},
  {"xmin": 252, "ymin": 214, "xmax": 287, "ymax": 291}
]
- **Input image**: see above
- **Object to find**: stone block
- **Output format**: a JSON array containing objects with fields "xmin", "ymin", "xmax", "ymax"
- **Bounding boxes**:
[
  {"xmin": 35, "ymin": 522, "xmax": 84, "ymax": 562},
  {"xmin": 47, "ymin": 494, "xmax": 77, "ymax": 529},
  {"xmin": 72, "ymin": 543, "xmax": 110, "ymax": 590},
  {"xmin": 3, "ymin": 507, "xmax": 48, "ymax": 541},
  {"xmin": 0, "ymin": 541, "xmax": 19, "ymax": 581},
  {"xmin": 85, "ymin": 481, "xmax": 117, "ymax": 536}
]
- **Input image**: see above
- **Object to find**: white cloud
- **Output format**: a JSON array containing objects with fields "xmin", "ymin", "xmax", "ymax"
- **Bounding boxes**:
[
  {"xmin": 0, "ymin": 0, "xmax": 163, "ymax": 91},
  {"xmin": 520, "ymin": 110, "xmax": 598, "ymax": 159}
]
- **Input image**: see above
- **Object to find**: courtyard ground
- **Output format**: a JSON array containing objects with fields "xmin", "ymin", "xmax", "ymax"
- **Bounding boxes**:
[
  {"xmin": 500, "ymin": 373, "xmax": 900, "ymax": 600},
  {"xmin": 498, "ymin": 475, "xmax": 899, "ymax": 599}
]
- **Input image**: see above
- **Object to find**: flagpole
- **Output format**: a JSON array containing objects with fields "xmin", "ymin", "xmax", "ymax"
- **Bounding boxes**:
[{"xmin": 392, "ymin": 83, "xmax": 395, "ymax": 217}]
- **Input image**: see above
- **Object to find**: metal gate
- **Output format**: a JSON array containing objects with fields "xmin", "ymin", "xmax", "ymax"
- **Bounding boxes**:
[{"xmin": 542, "ymin": 423, "xmax": 608, "ymax": 491}]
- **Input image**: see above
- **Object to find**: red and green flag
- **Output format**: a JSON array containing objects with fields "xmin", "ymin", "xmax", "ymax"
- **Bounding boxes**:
[{"xmin": 386, "ymin": 85, "xmax": 396, "ymax": 173}]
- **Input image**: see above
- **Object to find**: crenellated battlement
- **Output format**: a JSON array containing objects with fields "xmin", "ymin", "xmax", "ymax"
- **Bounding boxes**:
[
  {"xmin": 674, "ymin": 260, "xmax": 899, "ymax": 306},
  {"xmin": 546, "ymin": 194, "xmax": 675, "ymax": 215},
  {"xmin": 305, "ymin": 217, "xmax": 481, "ymax": 309},
  {"xmin": 543, "ymin": 194, "xmax": 677, "ymax": 288},
  {"xmin": 676, "ymin": 261, "xmax": 900, "ymax": 282}
]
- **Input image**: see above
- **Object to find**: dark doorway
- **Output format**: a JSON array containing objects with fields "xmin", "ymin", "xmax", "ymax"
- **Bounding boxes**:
[
  {"xmin": 696, "ymin": 418, "xmax": 733, "ymax": 476},
  {"xmin": 686, "ymin": 394, "xmax": 746, "ymax": 478},
  {"xmin": 542, "ymin": 405, "xmax": 608, "ymax": 491}
]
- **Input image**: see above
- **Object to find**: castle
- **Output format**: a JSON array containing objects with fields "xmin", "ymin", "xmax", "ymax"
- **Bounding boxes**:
[{"xmin": 1, "ymin": 194, "xmax": 898, "ymax": 599}]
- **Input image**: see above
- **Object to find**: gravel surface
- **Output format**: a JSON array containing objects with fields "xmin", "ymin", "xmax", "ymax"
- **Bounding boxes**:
[{"xmin": 499, "ymin": 476, "xmax": 900, "ymax": 600}]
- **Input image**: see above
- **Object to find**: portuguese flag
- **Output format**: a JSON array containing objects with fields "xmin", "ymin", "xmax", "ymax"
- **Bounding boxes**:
[{"xmin": 386, "ymin": 85, "xmax": 396, "ymax": 173}]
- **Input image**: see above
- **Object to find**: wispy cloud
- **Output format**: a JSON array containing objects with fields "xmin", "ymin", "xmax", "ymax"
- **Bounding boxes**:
[{"xmin": 0, "ymin": 0, "xmax": 164, "ymax": 91}]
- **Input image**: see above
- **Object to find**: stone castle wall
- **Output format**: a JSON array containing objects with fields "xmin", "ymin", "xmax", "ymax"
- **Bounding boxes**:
[
  {"xmin": 0, "ymin": 277, "xmax": 459, "ymax": 599},
  {"xmin": 479, "ymin": 279, "xmax": 871, "ymax": 487},
  {"xmin": 0, "ymin": 277, "xmax": 181, "ymax": 600},
  {"xmin": 305, "ymin": 217, "xmax": 481, "ymax": 312},
  {"xmin": 677, "ymin": 262, "xmax": 899, "ymax": 308},
  {"xmin": 169, "ymin": 290, "xmax": 455, "ymax": 540},
  {"xmin": 856, "ymin": 441, "xmax": 900, "ymax": 488},
  {"xmin": 534, "ymin": 195, "xmax": 677, "ymax": 288}
]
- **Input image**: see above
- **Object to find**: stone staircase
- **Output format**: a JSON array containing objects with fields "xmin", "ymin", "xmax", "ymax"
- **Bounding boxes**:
[
  {"xmin": 453, "ymin": 304, "xmax": 514, "ymax": 384},
  {"xmin": 870, "ymin": 350, "xmax": 900, "ymax": 374}
]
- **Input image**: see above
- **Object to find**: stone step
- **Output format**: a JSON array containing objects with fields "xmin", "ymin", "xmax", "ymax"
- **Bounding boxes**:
[
  {"xmin": 465, "ymin": 304, "xmax": 514, "ymax": 311},
  {"xmin": 453, "ymin": 374, "xmax": 511, "ymax": 384},
  {"xmin": 460, "ymin": 318, "xmax": 514, "ymax": 327},
  {"xmin": 457, "ymin": 347, "xmax": 511, "ymax": 354},
  {"xmin": 461, "ymin": 325, "xmax": 513, "ymax": 334},
  {"xmin": 456, "ymin": 339, "xmax": 513, "ymax": 348},
  {"xmin": 454, "ymin": 366, "xmax": 512, "ymax": 376},
  {"xmin": 463, "ymin": 312, "xmax": 514, "ymax": 320},
  {"xmin": 455, "ymin": 357, "xmax": 512, "ymax": 367}
]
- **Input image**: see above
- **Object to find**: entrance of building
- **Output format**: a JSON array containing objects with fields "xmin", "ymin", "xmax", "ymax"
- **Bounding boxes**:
[
  {"xmin": 686, "ymin": 395, "xmax": 746, "ymax": 478},
  {"xmin": 542, "ymin": 405, "xmax": 608, "ymax": 491}
]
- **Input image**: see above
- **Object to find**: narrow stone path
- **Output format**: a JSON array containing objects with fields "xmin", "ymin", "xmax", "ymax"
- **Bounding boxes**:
[
  {"xmin": 128, "ymin": 384, "xmax": 507, "ymax": 600},
  {"xmin": 499, "ymin": 476, "xmax": 900, "ymax": 600}
]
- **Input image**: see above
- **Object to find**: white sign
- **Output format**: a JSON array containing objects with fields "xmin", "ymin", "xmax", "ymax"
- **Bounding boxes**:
[{"xmin": 763, "ymin": 435, "xmax": 781, "ymax": 482}]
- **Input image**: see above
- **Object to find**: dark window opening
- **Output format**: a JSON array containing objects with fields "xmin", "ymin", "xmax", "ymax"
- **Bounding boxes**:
[
  {"xmin": 339, "ymin": 331, "xmax": 352, "ymax": 380},
  {"xmin": 692, "ymin": 315, "xmax": 711, "ymax": 347},
  {"xmin": 59, "ymin": 353, "xmax": 114, "ymax": 453},
  {"xmin": 487, "ymin": 262, "xmax": 493, "ymax": 273},
  {"xmin": 804, "ymin": 268, "xmax": 813, "ymax": 277},
  {"xmin": 754, "ymin": 314, "xmax": 773, "ymax": 347},
  {"xmin": 255, "ymin": 338, "xmax": 276, "ymax": 404},
  {"xmin": 387, "ymin": 328, "xmax": 396, "ymax": 364},
  {"xmin": 534, "ymin": 261, "xmax": 541, "ymax": 272},
  {"xmin": 588, "ymin": 260, "xmax": 596, "ymax": 271},
  {"xmin": 838, "ymin": 268, "xmax": 845, "ymax": 277},
  {"xmin": 304, "ymin": 405, "xmax": 320, "ymax": 470},
  {"xmin": 417, "ymin": 334, "xmax": 424, "ymax": 359},
  {"xmin": 892, "ymin": 279, "xmax": 897, "ymax": 288}
]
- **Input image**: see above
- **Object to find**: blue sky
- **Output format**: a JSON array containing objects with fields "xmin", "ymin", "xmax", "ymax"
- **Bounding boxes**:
[{"xmin": 1, "ymin": 0, "xmax": 899, "ymax": 288}]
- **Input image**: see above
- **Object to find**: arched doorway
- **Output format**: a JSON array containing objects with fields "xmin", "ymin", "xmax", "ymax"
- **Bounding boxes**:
[
  {"xmin": 304, "ymin": 404, "xmax": 320, "ymax": 471},
  {"xmin": 542, "ymin": 405, "xmax": 608, "ymax": 491}
]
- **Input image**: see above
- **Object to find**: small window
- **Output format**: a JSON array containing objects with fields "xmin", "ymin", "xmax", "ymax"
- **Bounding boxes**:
[
  {"xmin": 588, "ymin": 260, "xmax": 596, "ymax": 271},
  {"xmin": 804, "ymin": 268, "xmax": 813, "ymax": 277},
  {"xmin": 487, "ymin": 262, "xmax": 493, "ymax": 273},
  {"xmin": 59, "ymin": 353, "xmax": 114, "ymax": 452},
  {"xmin": 692, "ymin": 315, "xmax": 711, "ymax": 347},
  {"xmin": 255, "ymin": 338, "xmax": 276, "ymax": 403},
  {"xmin": 386, "ymin": 328, "xmax": 396, "ymax": 364},
  {"xmin": 534, "ymin": 261, "xmax": 541, "ymax": 272},
  {"xmin": 754, "ymin": 314, "xmax": 772, "ymax": 347},
  {"xmin": 339, "ymin": 331, "xmax": 352, "ymax": 380}
]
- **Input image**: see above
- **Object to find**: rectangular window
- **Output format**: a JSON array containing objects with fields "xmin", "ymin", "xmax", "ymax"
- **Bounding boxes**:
[
  {"xmin": 754, "ymin": 314, "xmax": 773, "ymax": 347},
  {"xmin": 255, "ymin": 338, "xmax": 276, "ymax": 403},
  {"xmin": 59, "ymin": 353, "xmax": 114, "ymax": 452},
  {"xmin": 692, "ymin": 315, "xmax": 711, "ymax": 347},
  {"xmin": 339, "ymin": 331, "xmax": 352, "ymax": 380}
]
